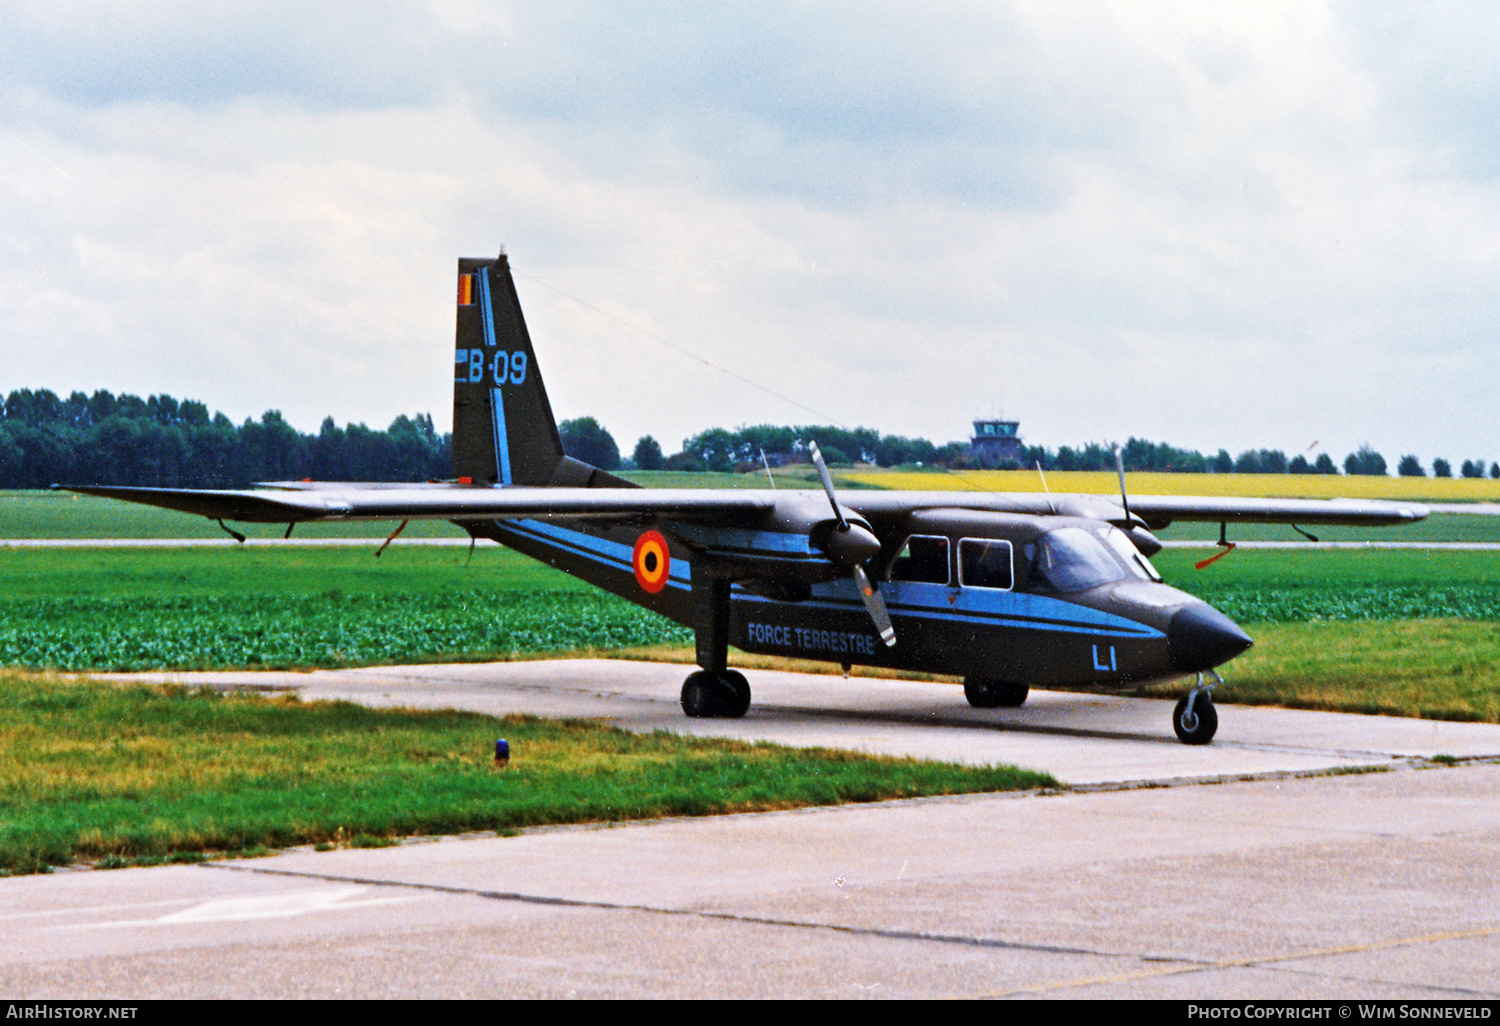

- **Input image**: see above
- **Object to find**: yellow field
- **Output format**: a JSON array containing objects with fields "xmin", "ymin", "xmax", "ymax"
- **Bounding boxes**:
[{"xmin": 842, "ymin": 469, "xmax": 1500, "ymax": 502}]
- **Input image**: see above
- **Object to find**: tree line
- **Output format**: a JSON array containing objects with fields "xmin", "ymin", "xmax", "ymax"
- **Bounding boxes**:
[
  {"xmin": 0, "ymin": 388, "xmax": 448, "ymax": 488},
  {"xmin": 5, "ymin": 385, "xmax": 1494, "ymax": 487},
  {"xmin": 562, "ymin": 417, "xmax": 1500, "ymax": 480}
]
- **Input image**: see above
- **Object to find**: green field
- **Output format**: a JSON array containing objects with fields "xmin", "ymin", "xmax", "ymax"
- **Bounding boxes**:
[
  {"xmin": 0, "ymin": 542, "xmax": 1494, "ymax": 721},
  {"xmin": 0, "ymin": 673, "xmax": 1052, "ymax": 875},
  {"xmin": 3, "ymin": 489, "xmax": 1500, "ymax": 725}
]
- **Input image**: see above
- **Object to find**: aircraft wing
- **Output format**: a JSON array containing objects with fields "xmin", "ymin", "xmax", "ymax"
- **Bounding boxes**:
[
  {"xmin": 1112, "ymin": 495, "xmax": 1429, "ymax": 530},
  {"xmin": 840, "ymin": 491, "xmax": 1429, "ymax": 530},
  {"xmin": 62, "ymin": 483, "xmax": 1428, "ymax": 533},
  {"xmin": 60, "ymin": 484, "xmax": 776, "ymax": 524}
]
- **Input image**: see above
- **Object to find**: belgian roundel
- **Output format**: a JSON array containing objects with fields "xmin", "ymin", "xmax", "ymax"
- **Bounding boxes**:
[{"xmin": 633, "ymin": 530, "xmax": 671, "ymax": 593}]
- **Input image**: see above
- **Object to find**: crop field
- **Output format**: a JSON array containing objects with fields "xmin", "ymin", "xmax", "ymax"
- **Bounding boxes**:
[
  {"xmin": 0, "ymin": 541, "xmax": 1491, "ymax": 721},
  {"xmin": 3, "ymin": 487, "xmax": 1500, "ymax": 722},
  {"xmin": 843, "ymin": 467, "xmax": 1500, "ymax": 503}
]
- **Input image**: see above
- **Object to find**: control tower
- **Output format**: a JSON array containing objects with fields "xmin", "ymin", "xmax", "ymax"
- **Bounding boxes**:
[{"xmin": 971, "ymin": 419, "xmax": 1023, "ymax": 468}]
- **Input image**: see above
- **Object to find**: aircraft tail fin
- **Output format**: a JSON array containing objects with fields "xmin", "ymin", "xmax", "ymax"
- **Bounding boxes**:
[{"xmin": 452, "ymin": 254, "xmax": 628, "ymax": 488}]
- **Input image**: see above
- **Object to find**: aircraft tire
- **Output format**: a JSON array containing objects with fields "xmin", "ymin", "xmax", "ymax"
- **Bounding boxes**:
[
  {"xmin": 1172, "ymin": 693, "xmax": 1218, "ymax": 745},
  {"xmin": 681, "ymin": 671, "xmax": 726, "ymax": 718},
  {"xmin": 720, "ymin": 670, "xmax": 751, "ymax": 718},
  {"xmin": 963, "ymin": 677, "xmax": 1028, "ymax": 709}
]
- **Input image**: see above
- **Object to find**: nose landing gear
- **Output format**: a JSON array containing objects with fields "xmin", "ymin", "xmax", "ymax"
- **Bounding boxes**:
[{"xmin": 1172, "ymin": 670, "xmax": 1221, "ymax": 745}]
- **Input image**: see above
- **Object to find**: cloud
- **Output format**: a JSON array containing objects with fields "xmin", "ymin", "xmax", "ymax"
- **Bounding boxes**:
[{"xmin": 0, "ymin": 2, "xmax": 1498, "ymax": 467}]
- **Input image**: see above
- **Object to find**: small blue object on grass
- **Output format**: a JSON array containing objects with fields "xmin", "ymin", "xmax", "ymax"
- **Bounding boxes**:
[{"xmin": 494, "ymin": 738, "xmax": 510, "ymax": 767}]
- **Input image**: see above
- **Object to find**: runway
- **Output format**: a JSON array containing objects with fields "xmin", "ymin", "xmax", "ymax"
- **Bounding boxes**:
[{"xmin": 6, "ymin": 660, "xmax": 1499, "ymax": 998}]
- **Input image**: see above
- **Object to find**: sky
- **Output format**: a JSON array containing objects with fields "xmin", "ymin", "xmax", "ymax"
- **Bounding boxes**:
[{"xmin": 2, "ymin": 1, "xmax": 1498, "ymax": 468}]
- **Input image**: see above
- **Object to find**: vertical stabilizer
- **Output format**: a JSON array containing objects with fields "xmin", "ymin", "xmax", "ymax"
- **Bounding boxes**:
[{"xmin": 451, "ymin": 254, "xmax": 568, "ymax": 486}]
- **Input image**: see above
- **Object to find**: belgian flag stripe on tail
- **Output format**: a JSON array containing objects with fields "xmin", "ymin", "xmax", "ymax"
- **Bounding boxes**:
[{"xmin": 458, "ymin": 273, "xmax": 475, "ymax": 306}]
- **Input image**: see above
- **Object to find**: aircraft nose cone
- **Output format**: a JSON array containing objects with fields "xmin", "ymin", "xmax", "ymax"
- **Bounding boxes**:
[{"xmin": 1168, "ymin": 603, "xmax": 1253, "ymax": 672}]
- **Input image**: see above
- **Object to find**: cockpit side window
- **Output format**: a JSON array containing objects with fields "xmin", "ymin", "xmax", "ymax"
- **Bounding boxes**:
[
  {"xmin": 890, "ymin": 535, "xmax": 950, "ymax": 584},
  {"xmin": 1024, "ymin": 526, "xmax": 1130, "ymax": 593},
  {"xmin": 959, "ymin": 538, "xmax": 1013, "ymax": 591}
]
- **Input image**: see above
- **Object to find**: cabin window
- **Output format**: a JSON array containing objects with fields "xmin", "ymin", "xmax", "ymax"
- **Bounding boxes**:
[
  {"xmin": 1025, "ymin": 527, "xmax": 1130, "ymax": 593},
  {"xmin": 958, "ymin": 539, "xmax": 1013, "ymax": 590},
  {"xmin": 890, "ymin": 535, "xmax": 950, "ymax": 584}
]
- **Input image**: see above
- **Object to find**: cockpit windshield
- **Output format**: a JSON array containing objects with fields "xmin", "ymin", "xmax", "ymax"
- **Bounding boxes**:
[{"xmin": 1025, "ymin": 525, "xmax": 1159, "ymax": 593}]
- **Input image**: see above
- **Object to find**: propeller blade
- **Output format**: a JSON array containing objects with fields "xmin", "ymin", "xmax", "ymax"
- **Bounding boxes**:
[
  {"xmin": 1113, "ymin": 443, "xmax": 1132, "ymax": 524},
  {"xmin": 852, "ymin": 563, "xmax": 896, "ymax": 648},
  {"xmin": 808, "ymin": 441, "xmax": 848, "ymax": 531},
  {"xmin": 810, "ymin": 440, "xmax": 894, "ymax": 647}
]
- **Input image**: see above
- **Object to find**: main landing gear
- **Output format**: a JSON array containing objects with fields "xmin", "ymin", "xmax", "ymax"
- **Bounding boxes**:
[
  {"xmin": 681, "ymin": 669, "xmax": 751, "ymax": 718},
  {"xmin": 682, "ymin": 575, "xmax": 752, "ymax": 718},
  {"xmin": 1172, "ymin": 670, "xmax": 1221, "ymax": 745},
  {"xmin": 962, "ymin": 677, "xmax": 1030, "ymax": 709}
]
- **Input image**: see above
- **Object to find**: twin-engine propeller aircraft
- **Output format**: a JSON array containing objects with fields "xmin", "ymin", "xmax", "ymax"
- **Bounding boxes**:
[{"xmin": 64, "ymin": 253, "xmax": 1430, "ymax": 744}]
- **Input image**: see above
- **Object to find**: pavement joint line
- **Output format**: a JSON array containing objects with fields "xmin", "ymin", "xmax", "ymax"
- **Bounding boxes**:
[
  {"xmin": 1044, "ymin": 753, "xmax": 1494, "ymax": 795},
  {"xmin": 198, "ymin": 861, "xmax": 1143, "ymax": 961},
  {"xmin": 1237, "ymin": 962, "xmax": 1499, "ymax": 1000},
  {"xmin": 970, "ymin": 923, "xmax": 1500, "ymax": 999}
]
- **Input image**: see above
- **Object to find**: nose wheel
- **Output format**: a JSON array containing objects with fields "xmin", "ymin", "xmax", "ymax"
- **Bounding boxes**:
[
  {"xmin": 1172, "ymin": 671, "xmax": 1220, "ymax": 745},
  {"xmin": 681, "ymin": 669, "xmax": 751, "ymax": 718}
]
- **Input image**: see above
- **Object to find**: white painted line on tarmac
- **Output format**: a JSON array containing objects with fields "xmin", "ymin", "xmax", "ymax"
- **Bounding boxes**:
[{"xmin": 79, "ymin": 886, "xmax": 417, "ymax": 927}]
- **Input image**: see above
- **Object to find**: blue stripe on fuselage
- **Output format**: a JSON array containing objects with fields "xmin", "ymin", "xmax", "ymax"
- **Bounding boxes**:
[
  {"xmin": 733, "ymin": 580, "xmax": 1163, "ymax": 639},
  {"xmin": 490, "ymin": 518, "xmax": 691, "ymax": 591}
]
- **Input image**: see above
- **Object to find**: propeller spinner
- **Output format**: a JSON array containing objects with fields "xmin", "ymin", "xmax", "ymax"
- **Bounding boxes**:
[{"xmin": 809, "ymin": 442, "xmax": 896, "ymax": 648}]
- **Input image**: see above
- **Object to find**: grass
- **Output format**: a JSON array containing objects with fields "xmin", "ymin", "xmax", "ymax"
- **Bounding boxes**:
[
  {"xmin": 1202, "ymin": 620, "xmax": 1500, "ymax": 723},
  {"xmin": 0, "ymin": 544, "xmax": 577, "ymax": 600},
  {"xmin": 0, "ymin": 672, "xmax": 1055, "ymax": 875},
  {"xmin": 1152, "ymin": 547, "xmax": 1500, "ymax": 590}
]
